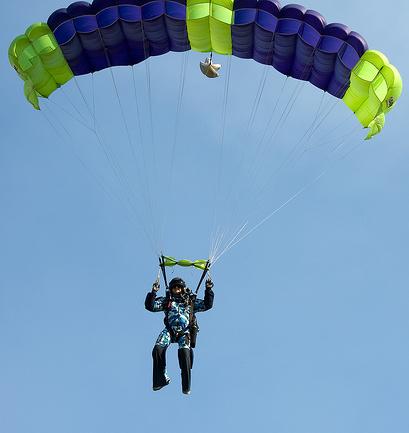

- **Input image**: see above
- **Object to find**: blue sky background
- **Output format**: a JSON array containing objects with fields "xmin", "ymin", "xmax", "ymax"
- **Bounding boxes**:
[{"xmin": 1, "ymin": 1, "xmax": 408, "ymax": 433}]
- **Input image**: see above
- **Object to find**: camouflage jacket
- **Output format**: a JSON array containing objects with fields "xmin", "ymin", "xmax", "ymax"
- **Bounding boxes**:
[{"xmin": 145, "ymin": 289, "xmax": 214, "ymax": 333}]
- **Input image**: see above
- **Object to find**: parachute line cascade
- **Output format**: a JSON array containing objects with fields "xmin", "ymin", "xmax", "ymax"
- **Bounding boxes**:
[{"xmin": 8, "ymin": 0, "xmax": 403, "ymax": 264}]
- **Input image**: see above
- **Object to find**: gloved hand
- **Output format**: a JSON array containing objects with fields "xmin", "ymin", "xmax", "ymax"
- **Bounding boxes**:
[
  {"xmin": 205, "ymin": 278, "xmax": 214, "ymax": 290},
  {"xmin": 152, "ymin": 279, "xmax": 160, "ymax": 292}
]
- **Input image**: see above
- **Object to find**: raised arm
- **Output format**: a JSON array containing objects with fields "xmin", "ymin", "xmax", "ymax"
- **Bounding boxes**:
[
  {"xmin": 194, "ymin": 278, "xmax": 214, "ymax": 312},
  {"xmin": 145, "ymin": 280, "xmax": 167, "ymax": 312}
]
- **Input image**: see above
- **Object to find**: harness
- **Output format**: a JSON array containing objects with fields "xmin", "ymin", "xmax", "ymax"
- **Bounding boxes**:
[
  {"xmin": 159, "ymin": 255, "xmax": 210, "ymax": 348},
  {"xmin": 162, "ymin": 292, "xmax": 197, "ymax": 345}
]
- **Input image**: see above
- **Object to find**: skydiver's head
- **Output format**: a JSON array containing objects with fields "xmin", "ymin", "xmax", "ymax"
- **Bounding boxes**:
[{"xmin": 169, "ymin": 277, "xmax": 186, "ymax": 296}]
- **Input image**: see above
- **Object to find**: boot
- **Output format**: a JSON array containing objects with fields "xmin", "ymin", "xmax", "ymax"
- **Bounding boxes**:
[
  {"xmin": 152, "ymin": 345, "xmax": 170, "ymax": 391},
  {"xmin": 178, "ymin": 348, "xmax": 192, "ymax": 394}
]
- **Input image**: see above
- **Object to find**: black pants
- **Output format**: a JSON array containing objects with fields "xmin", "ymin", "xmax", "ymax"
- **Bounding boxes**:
[{"xmin": 152, "ymin": 345, "xmax": 194, "ymax": 392}]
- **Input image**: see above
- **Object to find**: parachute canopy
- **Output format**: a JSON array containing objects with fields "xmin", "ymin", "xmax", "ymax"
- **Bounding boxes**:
[{"xmin": 9, "ymin": 0, "xmax": 402, "ymax": 138}]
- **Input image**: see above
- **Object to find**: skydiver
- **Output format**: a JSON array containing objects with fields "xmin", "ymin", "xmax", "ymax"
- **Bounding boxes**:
[{"xmin": 145, "ymin": 276, "xmax": 214, "ymax": 394}]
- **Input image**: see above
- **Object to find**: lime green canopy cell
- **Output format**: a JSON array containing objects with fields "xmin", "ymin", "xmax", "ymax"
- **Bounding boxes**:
[
  {"xmin": 186, "ymin": 0, "xmax": 234, "ymax": 54},
  {"xmin": 8, "ymin": 23, "xmax": 73, "ymax": 110},
  {"xmin": 343, "ymin": 50, "xmax": 402, "ymax": 139}
]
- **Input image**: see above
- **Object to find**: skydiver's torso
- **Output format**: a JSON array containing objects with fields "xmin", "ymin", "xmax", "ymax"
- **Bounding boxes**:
[{"xmin": 165, "ymin": 297, "xmax": 192, "ymax": 333}]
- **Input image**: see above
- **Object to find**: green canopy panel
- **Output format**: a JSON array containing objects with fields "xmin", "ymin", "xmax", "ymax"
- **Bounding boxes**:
[
  {"xmin": 187, "ymin": 0, "xmax": 234, "ymax": 54},
  {"xmin": 343, "ymin": 50, "xmax": 402, "ymax": 139},
  {"xmin": 8, "ymin": 23, "xmax": 73, "ymax": 110}
]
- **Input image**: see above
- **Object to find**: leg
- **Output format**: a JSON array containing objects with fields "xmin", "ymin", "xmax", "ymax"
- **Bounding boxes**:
[
  {"xmin": 152, "ymin": 329, "xmax": 171, "ymax": 391},
  {"xmin": 178, "ymin": 335, "xmax": 192, "ymax": 394}
]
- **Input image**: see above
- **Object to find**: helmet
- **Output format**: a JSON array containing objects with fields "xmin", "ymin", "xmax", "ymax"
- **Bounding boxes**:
[{"xmin": 169, "ymin": 277, "xmax": 186, "ymax": 290}]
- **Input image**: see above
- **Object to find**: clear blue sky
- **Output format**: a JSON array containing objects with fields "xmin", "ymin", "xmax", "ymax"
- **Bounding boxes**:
[{"xmin": 1, "ymin": 1, "xmax": 408, "ymax": 433}]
